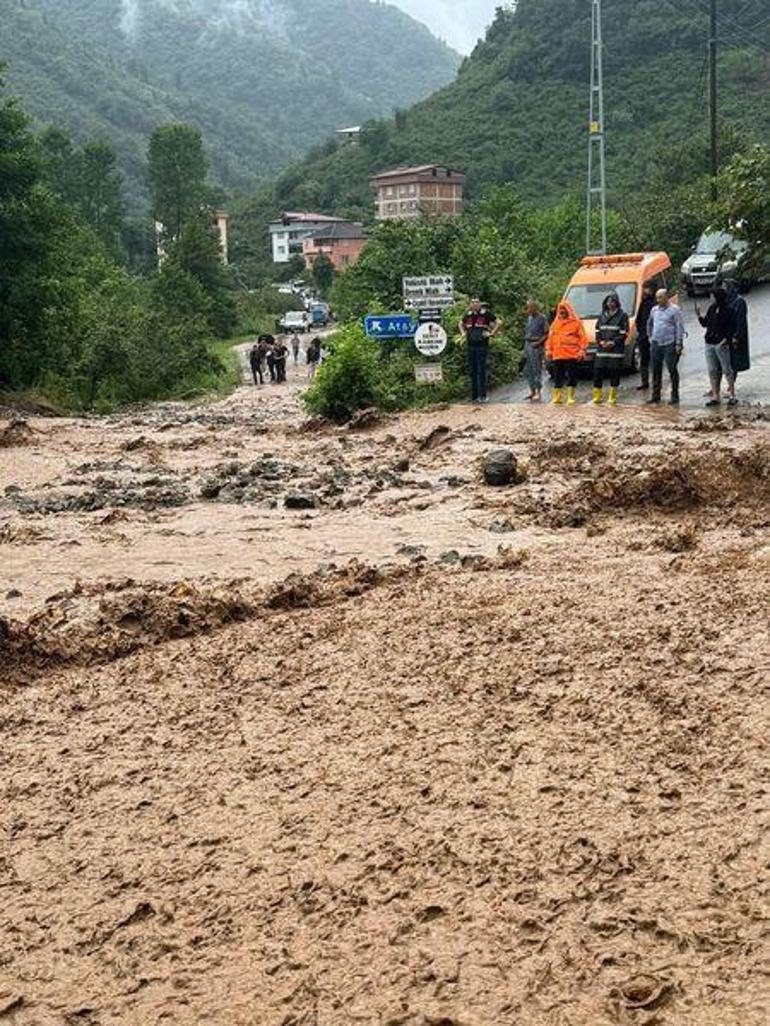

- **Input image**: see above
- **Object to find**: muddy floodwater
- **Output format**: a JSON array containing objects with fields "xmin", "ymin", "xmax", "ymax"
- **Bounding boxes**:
[{"xmin": 1, "ymin": 374, "xmax": 768, "ymax": 1026}]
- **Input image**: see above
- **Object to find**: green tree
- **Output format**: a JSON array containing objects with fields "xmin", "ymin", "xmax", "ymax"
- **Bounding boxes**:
[
  {"xmin": 164, "ymin": 211, "xmax": 237, "ymax": 337},
  {"xmin": 76, "ymin": 140, "xmax": 126, "ymax": 254},
  {"xmin": 311, "ymin": 253, "xmax": 336, "ymax": 296},
  {"xmin": 719, "ymin": 145, "xmax": 770, "ymax": 275},
  {"xmin": 148, "ymin": 123, "xmax": 208, "ymax": 240},
  {"xmin": 39, "ymin": 128, "xmax": 126, "ymax": 255}
]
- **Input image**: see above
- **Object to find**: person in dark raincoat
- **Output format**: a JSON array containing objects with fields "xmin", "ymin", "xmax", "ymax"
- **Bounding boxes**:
[
  {"xmin": 592, "ymin": 291, "xmax": 629, "ymax": 406},
  {"xmin": 725, "ymin": 280, "xmax": 751, "ymax": 377}
]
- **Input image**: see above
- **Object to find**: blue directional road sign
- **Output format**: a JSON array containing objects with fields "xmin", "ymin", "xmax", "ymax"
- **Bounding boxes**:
[{"xmin": 364, "ymin": 314, "xmax": 416, "ymax": 340}]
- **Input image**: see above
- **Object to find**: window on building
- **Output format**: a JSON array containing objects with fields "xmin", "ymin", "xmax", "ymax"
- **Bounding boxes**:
[
  {"xmin": 387, "ymin": 186, "xmax": 394, "ymax": 197},
  {"xmin": 409, "ymin": 184, "xmax": 416, "ymax": 195},
  {"xmin": 341, "ymin": 255, "xmax": 350, "ymax": 266}
]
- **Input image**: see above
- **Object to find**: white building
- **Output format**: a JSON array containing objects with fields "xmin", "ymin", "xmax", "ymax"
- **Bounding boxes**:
[{"xmin": 268, "ymin": 211, "xmax": 346, "ymax": 264}]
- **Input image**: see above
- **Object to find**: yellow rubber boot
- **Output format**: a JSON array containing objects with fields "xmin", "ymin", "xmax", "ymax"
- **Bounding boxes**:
[
  {"xmin": 608, "ymin": 387, "xmax": 618, "ymax": 406},
  {"xmin": 592, "ymin": 387, "xmax": 603, "ymax": 405},
  {"xmin": 566, "ymin": 387, "xmax": 576, "ymax": 406},
  {"xmin": 551, "ymin": 388, "xmax": 563, "ymax": 406}
]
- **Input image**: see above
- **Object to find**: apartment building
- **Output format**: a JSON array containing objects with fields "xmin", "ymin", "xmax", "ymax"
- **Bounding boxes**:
[
  {"xmin": 268, "ymin": 211, "xmax": 346, "ymax": 264},
  {"xmin": 370, "ymin": 165, "xmax": 465, "ymax": 220}
]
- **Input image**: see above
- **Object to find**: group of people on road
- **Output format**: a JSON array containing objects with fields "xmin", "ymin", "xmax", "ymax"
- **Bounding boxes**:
[
  {"xmin": 461, "ymin": 280, "xmax": 751, "ymax": 407},
  {"xmin": 249, "ymin": 333, "xmax": 323, "ymax": 386}
]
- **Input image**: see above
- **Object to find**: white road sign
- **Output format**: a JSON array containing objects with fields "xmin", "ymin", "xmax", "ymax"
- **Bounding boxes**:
[
  {"xmin": 404, "ymin": 295, "xmax": 455, "ymax": 310},
  {"xmin": 403, "ymin": 275, "xmax": 455, "ymax": 311},
  {"xmin": 414, "ymin": 322, "xmax": 448, "ymax": 357},
  {"xmin": 415, "ymin": 363, "xmax": 444, "ymax": 384}
]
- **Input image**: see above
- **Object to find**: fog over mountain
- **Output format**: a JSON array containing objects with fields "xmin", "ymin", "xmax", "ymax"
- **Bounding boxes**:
[{"xmin": 391, "ymin": 0, "xmax": 503, "ymax": 52}]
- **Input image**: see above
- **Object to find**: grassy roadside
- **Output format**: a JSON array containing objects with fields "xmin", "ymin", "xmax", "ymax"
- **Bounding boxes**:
[{"xmin": 0, "ymin": 337, "xmax": 247, "ymax": 417}]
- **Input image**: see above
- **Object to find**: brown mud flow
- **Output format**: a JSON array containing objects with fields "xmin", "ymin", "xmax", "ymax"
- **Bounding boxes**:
[{"xmin": 0, "ymin": 383, "xmax": 768, "ymax": 1025}]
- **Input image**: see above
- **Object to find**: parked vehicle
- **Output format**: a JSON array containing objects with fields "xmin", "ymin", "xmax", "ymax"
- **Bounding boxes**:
[
  {"xmin": 681, "ymin": 230, "xmax": 770, "ymax": 295},
  {"xmin": 279, "ymin": 310, "xmax": 310, "ymax": 334},
  {"xmin": 309, "ymin": 303, "xmax": 330, "ymax": 328},
  {"xmin": 563, "ymin": 252, "xmax": 675, "ymax": 372}
]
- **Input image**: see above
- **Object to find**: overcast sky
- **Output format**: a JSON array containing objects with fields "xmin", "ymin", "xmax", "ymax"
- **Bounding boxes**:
[{"xmin": 390, "ymin": 0, "xmax": 503, "ymax": 53}]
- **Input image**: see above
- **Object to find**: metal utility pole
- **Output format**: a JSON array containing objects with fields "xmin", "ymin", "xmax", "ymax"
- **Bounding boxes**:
[
  {"xmin": 586, "ymin": 0, "xmax": 608, "ymax": 255},
  {"xmin": 709, "ymin": 0, "xmax": 718, "ymax": 202}
]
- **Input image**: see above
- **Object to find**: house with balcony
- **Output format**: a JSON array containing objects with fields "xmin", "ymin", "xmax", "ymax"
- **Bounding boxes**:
[
  {"xmin": 268, "ymin": 211, "xmax": 347, "ymax": 264},
  {"xmin": 302, "ymin": 221, "xmax": 367, "ymax": 271},
  {"xmin": 370, "ymin": 165, "xmax": 465, "ymax": 220}
]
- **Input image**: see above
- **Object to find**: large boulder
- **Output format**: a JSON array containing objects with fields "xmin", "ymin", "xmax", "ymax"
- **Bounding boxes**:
[{"xmin": 482, "ymin": 449, "xmax": 518, "ymax": 487}]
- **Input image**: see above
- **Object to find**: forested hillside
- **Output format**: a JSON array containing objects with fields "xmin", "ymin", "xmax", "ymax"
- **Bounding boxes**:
[
  {"xmin": 1, "ymin": 0, "xmax": 459, "ymax": 208},
  {"xmin": 258, "ymin": 0, "xmax": 770, "ymax": 220}
]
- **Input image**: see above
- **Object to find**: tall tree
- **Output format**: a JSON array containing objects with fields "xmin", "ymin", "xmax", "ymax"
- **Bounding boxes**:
[
  {"xmin": 148, "ymin": 123, "xmax": 208, "ymax": 241},
  {"xmin": 311, "ymin": 253, "xmax": 336, "ymax": 297},
  {"xmin": 77, "ymin": 140, "xmax": 126, "ymax": 253},
  {"xmin": 39, "ymin": 129, "xmax": 126, "ymax": 254},
  {"xmin": 164, "ymin": 211, "xmax": 236, "ymax": 338}
]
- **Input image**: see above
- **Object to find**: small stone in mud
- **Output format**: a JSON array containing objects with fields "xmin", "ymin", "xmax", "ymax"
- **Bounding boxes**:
[
  {"xmin": 393, "ymin": 457, "xmax": 410, "ymax": 473},
  {"xmin": 397, "ymin": 544, "xmax": 426, "ymax": 559},
  {"xmin": 439, "ymin": 550, "xmax": 461, "ymax": 565},
  {"xmin": 483, "ymin": 449, "xmax": 518, "ymax": 487},
  {"xmin": 5, "ymin": 589, "xmax": 22, "ymax": 599},
  {"xmin": 285, "ymin": 493, "xmax": 316, "ymax": 510},
  {"xmin": 489, "ymin": 518, "xmax": 515, "ymax": 533},
  {"xmin": 199, "ymin": 479, "xmax": 222, "ymax": 500}
]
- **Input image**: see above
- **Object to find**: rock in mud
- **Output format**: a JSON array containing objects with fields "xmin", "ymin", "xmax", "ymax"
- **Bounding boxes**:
[
  {"xmin": 419, "ymin": 424, "xmax": 452, "ymax": 451},
  {"xmin": 489, "ymin": 518, "xmax": 515, "ymax": 533},
  {"xmin": 347, "ymin": 407, "xmax": 381, "ymax": 431},
  {"xmin": 0, "ymin": 419, "xmax": 34, "ymax": 448},
  {"xmin": 285, "ymin": 492, "xmax": 317, "ymax": 510},
  {"xmin": 483, "ymin": 449, "xmax": 518, "ymax": 487}
]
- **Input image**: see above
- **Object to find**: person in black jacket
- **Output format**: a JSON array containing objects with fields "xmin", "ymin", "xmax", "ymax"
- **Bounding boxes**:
[
  {"xmin": 249, "ymin": 342, "xmax": 264, "ymax": 385},
  {"xmin": 725, "ymin": 279, "xmax": 751, "ymax": 381},
  {"xmin": 697, "ymin": 287, "xmax": 736, "ymax": 407},
  {"xmin": 635, "ymin": 282, "xmax": 656, "ymax": 391},
  {"xmin": 592, "ymin": 292, "xmax": 629, "ymax": 406}
]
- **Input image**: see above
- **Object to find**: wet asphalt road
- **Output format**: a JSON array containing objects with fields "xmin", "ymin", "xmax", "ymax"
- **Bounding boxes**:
[{"xmin": 497, "ymin": 283, "xmax": 770, "ymax": 408}]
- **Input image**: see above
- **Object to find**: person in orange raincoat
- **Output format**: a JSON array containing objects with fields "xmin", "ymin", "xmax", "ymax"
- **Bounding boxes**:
[{"xmin": 545, "ymin": 300, "xmax": 588, "ymax": 405}]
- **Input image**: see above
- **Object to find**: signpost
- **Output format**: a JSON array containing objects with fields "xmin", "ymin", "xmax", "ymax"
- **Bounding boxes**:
[
  {"xmin": 364, "ymin": 313, "xmax": 415, "ymax": 340},
  {"xmin": 415, "ymin": 364, "xmax": 444, "ymax": 385},
  {"xmin": 414, "ymin": 322, "xmax": 448, "ymax": 357},
  {"xmin": 403, "ymin": 275, "xmax": 454, "ymax": 312}
]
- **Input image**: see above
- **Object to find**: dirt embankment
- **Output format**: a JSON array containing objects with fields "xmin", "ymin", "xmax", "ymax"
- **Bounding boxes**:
[{"xmin": 0, "ymin": 385, "xmax": 768, "ymax": 1026}]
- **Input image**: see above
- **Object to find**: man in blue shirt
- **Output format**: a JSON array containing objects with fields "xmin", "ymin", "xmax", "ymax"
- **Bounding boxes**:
[{"xmin": 646, "ymin": 289, "xmax": 685, "ymax": 406}]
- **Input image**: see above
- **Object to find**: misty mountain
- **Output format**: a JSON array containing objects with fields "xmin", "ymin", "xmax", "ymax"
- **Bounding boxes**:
[
  {"xmin": 392, "ymin": 0, "xmax": 502, "ymax": 53},
  {"xmin": 1, "ymin": 0, "xmax": 460, "ymax": 209}
]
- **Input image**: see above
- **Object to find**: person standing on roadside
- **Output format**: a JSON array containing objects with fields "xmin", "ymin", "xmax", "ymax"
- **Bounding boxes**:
[
  {"xmin": 592, "ymin": 292, "xmax": 629, "ymax": 406},
  {"xmin": 725, "ymin": 279, "xmax": 751, "ymax": 388},
  {"xmin": 291, "ymin": 335, "xmax": 301, "ymax": 367},
  {"xmin": 635, "ymin": 281, "xmax": 656, "ymax": 391},
  {"xmin": 262, "ymin": 335, "xmax": 277, "ymax": 383},
  {"xmin": 697, "ymin": 286, "xmax": 737, "ymax": 407},
  {"xmin": 273, "ymin": 337, "xmax": 289, "ymax": 383},
  {"xmin": 523, "ymin": 299, "xmax": 549, "ymax": 402},
  {"xmin": 249, "ymin": 341, "xmax": 264, "ymax": 386},
  {"xmin": 459, "ymin": 298, "xmax": 502, "ymax": 404},
  {"xmin": 646, "ymin": 289, "xmax": 685, "ymax": 406},
  {"xmin": 306, "ymin": 336, "xmax": 322, "ymax": 380},
  {"xmin": 545, "ymin": 300, "xmax": 587, "ymax": 405}
]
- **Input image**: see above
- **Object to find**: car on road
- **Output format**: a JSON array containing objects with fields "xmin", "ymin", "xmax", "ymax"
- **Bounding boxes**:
[
  {"xmin": 681, "ymin": 230, "xmax": 770, "ymax": 295},
  {"xmin": 279, "ymin": 310, "xmax": 310, "ymax": 334},
  {"xmin": 563, "ymin": 251, "xmax": 676, "ymax": 372}
]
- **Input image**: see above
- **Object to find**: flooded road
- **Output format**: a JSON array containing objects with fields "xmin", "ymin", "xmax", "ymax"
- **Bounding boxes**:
[
  {"xmin": 498, "ymin": 283, "xmax": 770, "ymax": 407},
  {"xmin": 1, "ymin": 327, "xmax": 769, "ymax": 1026}
]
